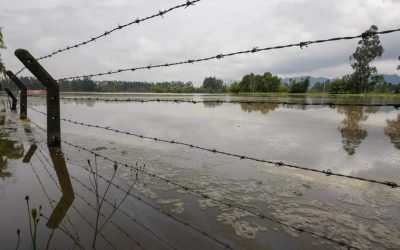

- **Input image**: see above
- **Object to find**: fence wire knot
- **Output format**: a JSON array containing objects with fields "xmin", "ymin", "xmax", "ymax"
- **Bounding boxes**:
[
  {"xmin": 185, "ymin": 0, "xmax": 195, "ymax": 8},
  {"xmin": 324, "ymin": 169, "xmax": 333, "ymax": 176},
  {"xmin": 385, "ymin": 181, "xmax": 398, "ymax": 188},
  {"xmin": 299, "ymin": 41, "xmax": 311, "ymax": 49},
  {"xmin": 251, "ymin": 47, "xmax": 259, "ymax": 53},
  {"xmin": 216, "ymin": 54, "xmax": 224, "ymax": 59}
]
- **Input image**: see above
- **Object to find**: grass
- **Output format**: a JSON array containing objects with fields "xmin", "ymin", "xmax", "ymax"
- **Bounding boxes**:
[{"xmin": 87, "ymin": 156, "xmax": 138, "ymax": 249}]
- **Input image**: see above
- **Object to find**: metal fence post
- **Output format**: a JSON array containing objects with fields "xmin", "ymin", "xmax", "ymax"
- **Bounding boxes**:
[
  {"xmin": 15, "ymin": 49, "xmax": 61, "ymax": 148},
  {"xmin": 5, "ymin": 70, "xmax": 28, "ymax": 119},
  {"xmin": 4, "ymin": 88, "xmax": 17, "ymax": 110}
]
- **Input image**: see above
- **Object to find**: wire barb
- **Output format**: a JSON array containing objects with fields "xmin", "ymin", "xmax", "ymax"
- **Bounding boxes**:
[
  {"xmin": 299, "ymin": 41, "xmax": 311, "ymax": 49},
  {"xmin": 27, "ymin": 105, "xmax": 399, "ymax": 190},
  {"xmin": 57, "ymin": 28, "xmax": 400, "ymax": 80},
  {"xmin": 13, "ymin": 0, "xmax": 202, "ymax": 73},
  {"xmin": 46, "ymin": 96, "xmax": 400, "ymax": 108}
]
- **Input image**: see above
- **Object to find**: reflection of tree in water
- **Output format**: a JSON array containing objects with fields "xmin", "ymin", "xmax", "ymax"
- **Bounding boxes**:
[
  {"xmin": 240, "ymin": 103, "xmax": 279, "ymax": 115},
  {"xmin": 203, "ymin": 102, "xmax": 223, "ymax": 109},
  {"xmin": 384, "ymin": 114, "xmax": 400, "ymax": 150},
  {"xmin": 0, "ymin": 115, "xmax": 24, "ymax": 178},
  {"xmin": 61, "ymin": 99, "xmax": 95, "ymax": 107},
  {"xmin": 286, "ymin": 104, "xmax": 307, "ymax": 110},
  {"xmin": 364, "ymin": 106, "xmax": 379, "ymax": 114},
  {"xmin": 337, "ymin": 106, "xmax": 368, "ymax": 155}
]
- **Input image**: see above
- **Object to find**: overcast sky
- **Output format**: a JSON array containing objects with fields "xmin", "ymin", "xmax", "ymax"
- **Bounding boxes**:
[{"xmin": 1, "ymin": 0, "xmax": 399, "ymax": 85}]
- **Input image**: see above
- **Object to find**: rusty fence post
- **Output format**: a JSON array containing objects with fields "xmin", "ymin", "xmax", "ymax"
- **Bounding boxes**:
[
  {"xmin": 5, "ymin": 70, "xmax": 28, "ymax": 119},
  {"xmin": 4, "ymin": 88, "xmax": 17, "ymax": 110},
  {"xmin": 15, "ymin": 49, "xmax": 61, "ymax": 148}
]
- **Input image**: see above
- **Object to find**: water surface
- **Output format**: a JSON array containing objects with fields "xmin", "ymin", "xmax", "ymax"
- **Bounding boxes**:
[{"xmin": 1, "ymin": 94, "xmax": 399, "ymax": 249}]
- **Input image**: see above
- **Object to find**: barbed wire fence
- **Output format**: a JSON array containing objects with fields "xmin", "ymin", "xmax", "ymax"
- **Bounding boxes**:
[
  {"xmin": 34, "ymin": 147, "xmax": 146, "ymax": 249},
  {"xmin": 6, "ymin": 0, "xmax": 400, "ymax": 248},
  {"xmin": 34, "ymin": 142, "xmax": 180, "ymax": 250},
  {"xmin": 30, "ymin": 96, "xmax": 400, "ymax": 108},
  {"xmin": 27, "ymin": 105, "xmax": 399, "ymax": 189},
  {"xmin": 55, "ymin": 28, "xmax": 400, "ymax": 81},
  {"xmin": 31, "ymin": 124, "xmax": 236, "ymax": 249},
  {"xmin": 29, "ymin": 121, "xmax": 362, "ymax": 249}
]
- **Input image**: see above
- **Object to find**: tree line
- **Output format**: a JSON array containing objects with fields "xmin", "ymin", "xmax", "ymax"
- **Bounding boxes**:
[{"xmin": 0, "ymin": 77, "xmax": 204, "ymax": 93}]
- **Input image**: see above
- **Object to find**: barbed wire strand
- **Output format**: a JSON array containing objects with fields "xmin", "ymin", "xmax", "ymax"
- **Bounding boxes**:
[
  {"xmin": 34, "ymin": 148, "xmax": 138, "ymax": 250},
  {"xmin": 34, "ymin": 151, "xmax": 119, "ymax": 250},
  {"xmin": 29, "ymin": 160, "xmax": 82, "ymax": 245},
  {"xmin": 35, "ymin": 143, "xmax": 175, "ymax": 250},
  {"xmin": 35, "ymin": 147, "xmax": 144, "ymax": 250},
  {"xmin": 30, "ymin": 158, "xmax": 83, "ymax": 248},
  {"xmin": 63, "ymin": 138, "xmax": 362, "ymax": 250},
  {"xmin": 32, "ymin": 120, "xmax": 359, "ymax": 250},
  {"xmin": 29, "ymin": 158, "xmax": 81, "ymax": 238},
  {"xmin": 58, "ymin": 28, "xmax": 400, "ymax": 81},
  {"xmin": 70, "ymin": 180, "xmax": 164, "ymax": 250},
  {"xmin": 14, "ymin": 0, "xmax": 201, "ymax": 76},
  {"xmin": 55, "ymin": 96, "xmax": 400, "ymax": 108},
  {"xmin": 28, "ymin": 105, "xmax": 399, "ymax": 189},
  {"xmin": 40, "ymin": 213, "xmax": 83, "ymax": 249},
  {"xmin": 31, "ymin": 137, "xmax": 233, "ymax": 250},
  {"xmin": 29, "ymin": 120, "xmax": 361, "ymax": 249}
]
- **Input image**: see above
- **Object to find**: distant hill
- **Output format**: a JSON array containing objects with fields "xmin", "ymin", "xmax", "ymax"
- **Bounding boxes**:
[{"xmin": 382, "ymin": 74, "xmax": 400, "ymax": 84}]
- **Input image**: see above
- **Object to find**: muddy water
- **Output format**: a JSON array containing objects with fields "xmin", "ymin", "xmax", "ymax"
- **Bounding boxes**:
[{"xmin": 1, "ymin": 94, "xmax": 400, "ymax": 250}]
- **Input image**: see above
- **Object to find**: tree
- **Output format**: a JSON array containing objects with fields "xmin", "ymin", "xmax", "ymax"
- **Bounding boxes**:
[
  {"xmin": 228, "ymin": 81, "xmax": 241, "ymax": 93},
  {"xmin": 239, "ymin": 73, "xmax": 256, "ymax": 92},
  {"xmin": 260, "ymin": 72, "xmax": 281, "ymax": 92},
  {"xmin": 289, "ymin": 77, "xmax": 310, "ymax": 93},
  {"xmin": 329, "ymin": 79, "xmax": 345, "ymax": 94},
  {"xmin": 202, "ymin": 77, "xmax": 224, "ymax": 93},
  {"xmin": 311, "ymin": 80, "xmax": 331, "ymax": 93},
  {"xmin": 370, "ymin": 75, "xmax": 387, "ymax": 93},
  {"xmin": 349, "ymin": 25, "xmax": 384, "ymax": 93}
]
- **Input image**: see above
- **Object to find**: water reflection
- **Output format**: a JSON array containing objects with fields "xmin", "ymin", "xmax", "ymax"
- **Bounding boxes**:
[
  {"xmin": 240, "ymin": 103, "xmax": 279, "ymax": 114},
  {"xmin": 337, "ymin": 106, "xmax": 368, "ymax": 155},
  {"xmin": 46, "ymin": 147, "xmax": 75, "ymax": 229},
  {"xmin": 385, "ymin": 114, "xmax": 400, "ymax": 150},
  {"xmin": 20, "ymin": 117, "xmax": 75, "ymax": 229},
  {"xmin": 202, "ymin": 101, "xmax": 223, "ymax": 109},
  {"xmin": 30, "ymin": 95, "xmax": 400, "ymax": 160},
  {"xmin": 0, "ymin": 115, "xmax": 24, "ymax": 178},
  {"xmin": 62, "ymin": 99, "xmax": 95, "ymax": 107}
]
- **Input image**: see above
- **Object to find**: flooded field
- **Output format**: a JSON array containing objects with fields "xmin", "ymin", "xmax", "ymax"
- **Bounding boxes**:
[{"xmin": 1, "ymin": 93, "xmax": 400, "ymax": 250}]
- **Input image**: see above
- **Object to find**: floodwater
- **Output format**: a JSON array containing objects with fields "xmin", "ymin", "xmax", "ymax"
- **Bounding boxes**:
[{"xmin": 1, "ymin": 93, "xmax": 400, "ymax": 250}]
